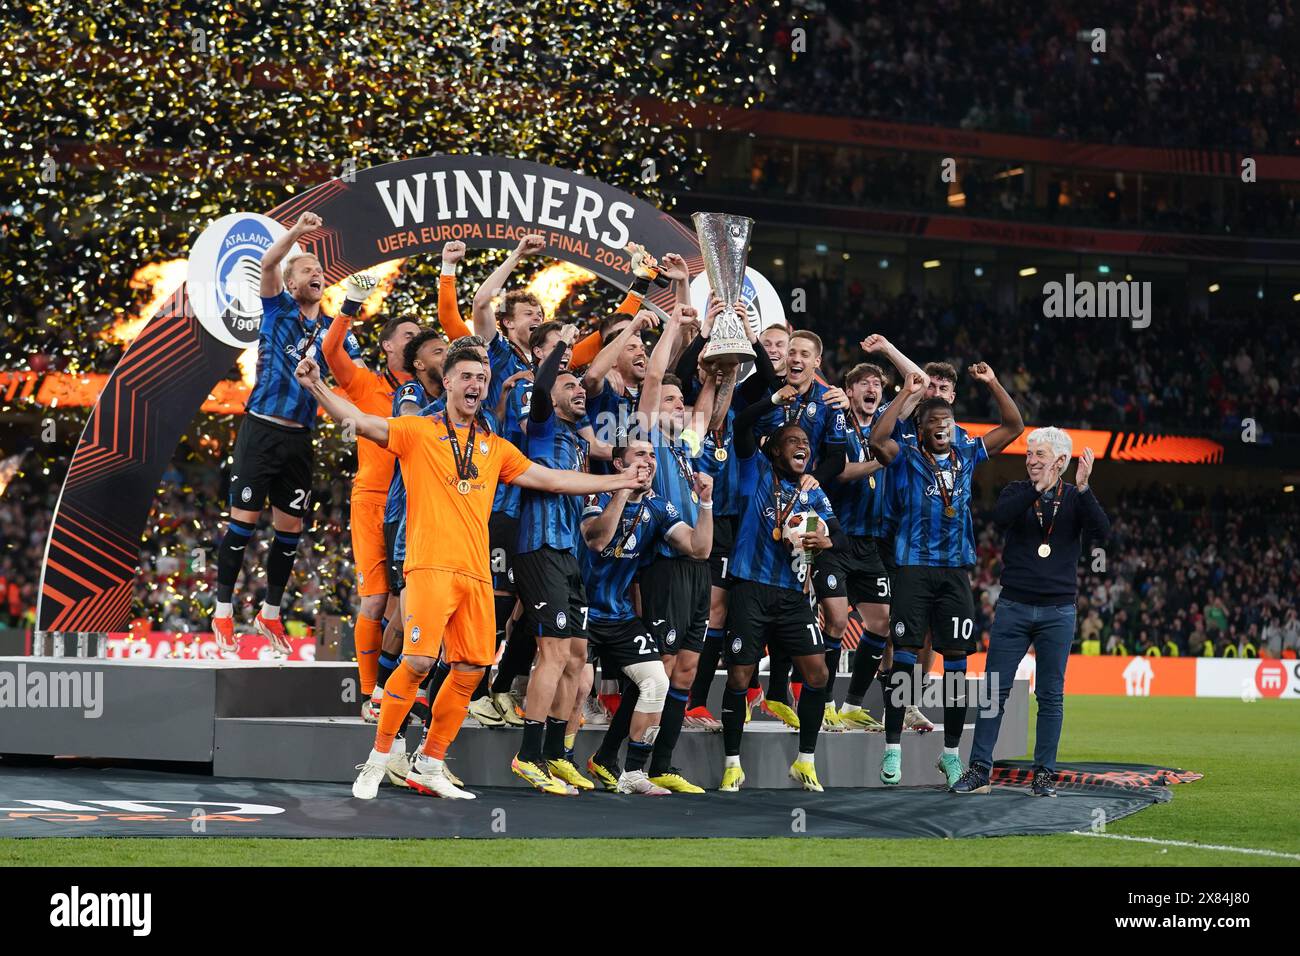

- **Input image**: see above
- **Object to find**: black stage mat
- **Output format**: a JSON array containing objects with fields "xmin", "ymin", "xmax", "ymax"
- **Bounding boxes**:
[{"xmin": 0, "ymin": 762, "xmax": 1177, "ymax": 839}]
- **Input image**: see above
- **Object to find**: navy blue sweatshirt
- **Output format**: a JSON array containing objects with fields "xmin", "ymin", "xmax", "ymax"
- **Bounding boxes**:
[{"xmin": 992, "ymin": 480, "xmax": 1111, "ymax": 606}]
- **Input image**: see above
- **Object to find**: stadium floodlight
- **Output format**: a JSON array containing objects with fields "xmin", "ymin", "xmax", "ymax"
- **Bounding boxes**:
[
  {"xmin": 1208, "ymin": 283, "xmax": 1221, "ymax": 293},
  {"xmin": 923, "ymin": 259, "xmax": 941, "ymax": 269},
  {"xmin": 1018, "ymin": 266, "xmax": 1037, "ymax": 277},
  {"xmin": 974, "ymin": 266, "xmax": 984, "ymax": 277},
  {"xmin": 878, "ymin": 258, "xmax": 889, "ymax": 268}
]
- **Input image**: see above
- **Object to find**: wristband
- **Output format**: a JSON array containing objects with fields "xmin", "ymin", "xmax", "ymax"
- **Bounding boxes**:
[
  {"xmin": 441, "ymin": 263, "xmax": 457, "ymax": 277},
  {"xmin": 698, "ymin": 500, "xmax": 713, "ymax": 510}
]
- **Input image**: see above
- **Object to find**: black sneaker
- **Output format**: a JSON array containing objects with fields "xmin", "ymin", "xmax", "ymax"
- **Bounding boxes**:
[
  {"xmin": 1030, "ymin": 767, "xmax": 1057, "ymax": 797},
  {"xmin": 950, "ymin": 764, "xmax": 991, "ymax": 794}
]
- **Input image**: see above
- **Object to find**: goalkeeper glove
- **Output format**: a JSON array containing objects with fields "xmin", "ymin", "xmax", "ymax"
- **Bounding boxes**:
[{"xmin": 341, "ymin": 272, "xmax": 377, "ymax": 316}]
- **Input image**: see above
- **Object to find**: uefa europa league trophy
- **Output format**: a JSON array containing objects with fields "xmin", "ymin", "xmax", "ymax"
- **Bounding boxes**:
[{"xmin": 692, "ymin": 212, "xmax": 757, "ymax": 361}]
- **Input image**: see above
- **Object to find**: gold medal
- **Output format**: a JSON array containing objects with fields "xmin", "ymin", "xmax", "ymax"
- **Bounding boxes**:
[
  {"xmin": 614, "ymin": 547, "xmax": 624, "ymax": 558},
  {"xmin": 772, "ymin": 527, "xmax": 782, "ymax": 542},
  {"xmin": 691, "ymin": 491, "xmax": 700, "ymax": 504},
  {"xmin": 714, "ymin": 447, "xmax": 728, "ymax": 462},
  {"xmin": 457, "ymin": 479, "xmax": 471, "ymax": 495},
  {"xmin": 868, "ymin": 475, "xmax": 876, "ymax": 490},
  {"xmin": 1037, "ymin": 543, "xmax": 1052, "ymax": 558},
  {"xmin": 943, "ymin": 505, "xmax": 956, "ymax": 518}
]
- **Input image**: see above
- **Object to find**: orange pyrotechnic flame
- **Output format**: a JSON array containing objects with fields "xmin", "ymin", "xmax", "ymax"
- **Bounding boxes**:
[
  {"xmin": 101, "ymin": 259, "xmax": 189, "ymax": 345},
  {"xmin": 103, "ymin": 258, "xmax": 409, "ymax": 390},
  {"xmin": 525, "ymin": 260, "xmax": 597, "ymax": 318}
]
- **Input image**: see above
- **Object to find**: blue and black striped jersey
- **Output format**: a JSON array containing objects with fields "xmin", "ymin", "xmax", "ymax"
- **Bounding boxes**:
[
  {"xmin": 887, "ymin": 436, "xmax": 988, "ymax": 568},
  {"xmin": 698, "ymin": 408, "xmax": 740, "ymax": 517},
  {"xmin": 246, "ymin": 292, "xmax": 361, "ymax": 428},
  {"xmin": 383, "ymin": 379, "xmax": 432, "ymax": 525},
  {"xmin": 829, "ymin": 417, "xmax": 888, "ymax": 538},
  {"xmin": 485, "ymin": 332, "xmax": 530, "ymax": 420},
  {"xmin": 579, "ymin": 492, "xmax": 684, "ymax": 622},
  {"xmin": 756, "ymin": 380, "xmax": 846, "ymax": 469},
  {"xmin": 648, "ymin": 426, "xmax": 701, "ymax": 561},
  {"xmin": 731, "ymin": 452, "xmax": 836, "ymax": 592},
  {"xmin": 517, "ymin": 411, "xmax": 589, "ymax": 556}
]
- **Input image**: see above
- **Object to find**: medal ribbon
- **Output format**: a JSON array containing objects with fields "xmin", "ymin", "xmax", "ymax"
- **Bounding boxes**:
[
  {"xmin": 1033, "ymin": 479, "xmax": 1063, "ymax": 547},
  {"xmin": 668, "ymin": 440, "xmax": 694, "ymax": 488},
  {"xmin": 442, "ymin": 414, "xmax": 477, "ymax": 483},
  {"xmin": 847, "ymin": 410, "xmax": 872, "ymax": 462},
  {"xmin": 922, "ymin": 448, "xmax": 957, "ymax": 513},
  {"xmin": 772, "ymin": 475, "xmax": 800, "ymax": 540},
  {"xmin": 614, "ymin": 500, "xmax": 645, "ymax": 555}
]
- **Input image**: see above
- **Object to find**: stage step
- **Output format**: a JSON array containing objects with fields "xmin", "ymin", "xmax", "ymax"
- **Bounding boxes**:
[{"xmin": 215, "ymin": 679, "xmax": 1029, "ymax": 789}]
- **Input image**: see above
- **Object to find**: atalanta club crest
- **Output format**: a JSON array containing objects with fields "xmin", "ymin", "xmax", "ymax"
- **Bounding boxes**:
[{"xmin": 188, "ymin": 213, "xmax": 289, "ymax": 350}]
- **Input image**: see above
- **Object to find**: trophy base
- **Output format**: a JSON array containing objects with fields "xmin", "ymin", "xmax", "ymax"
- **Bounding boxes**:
[{"xmin": 700, "ymin": 339, "xmax": 756, "ymax": 361}]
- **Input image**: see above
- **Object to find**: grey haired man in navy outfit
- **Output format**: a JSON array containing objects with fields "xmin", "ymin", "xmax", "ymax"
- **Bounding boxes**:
[{"xmin": 953, "ymin": 426, "xmax": 1109, "ymax": 796}]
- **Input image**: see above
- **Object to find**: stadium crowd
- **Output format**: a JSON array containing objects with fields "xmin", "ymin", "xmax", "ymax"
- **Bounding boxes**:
[
  {"xmin": 715, "ymin": 140, "xmax": 1300, "ymax": 237},
  {"xmin": 4, "ymin": 458, "xmax": 1295, "ymax": 661},
  {"xmin": 779, "ymin": 288, "xmax": 1300, "ymax": 440},
  {"xmin": 728, "ymin": 0, "xmax": 1297, "ymax": 154}
]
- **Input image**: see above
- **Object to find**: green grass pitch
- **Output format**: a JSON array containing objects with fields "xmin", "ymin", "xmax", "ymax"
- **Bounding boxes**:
[{"xmin": 2, "ymin": 696, "xmax": 1296, "ymax": 866}]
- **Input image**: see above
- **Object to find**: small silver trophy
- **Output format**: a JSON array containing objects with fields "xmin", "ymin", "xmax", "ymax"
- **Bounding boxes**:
[{"xmin": 692, "ymin": 212, "xmax": 757, "ymax": 361}]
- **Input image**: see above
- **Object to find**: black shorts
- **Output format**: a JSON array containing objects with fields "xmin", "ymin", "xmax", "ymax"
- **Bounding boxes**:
[
  {"xmin": 639, "ymin": 556, "xmax": 711, "ymax": 655},
  {"xmin": 383, "ymin": 520, "xmax": 404, "ymax": 594},
  {"xmin": 889, "ymin": 565, "xmax": 977, "ymax": 655},
  {"xmin": 513, "ymin": 547, "xmax": 589, "ymax": 639},
  {"xmin": 708, "ymin": 515, "xmax": 737, "ymax": 590},
  {"xmin": 589, "ymin": 617, "xmax": 659, "ymax": 671},
  {"xmin": 725, "ymin": 579, "xmax": 823, "ymax": 666},
  {"xmin": 812, "ymin": 535, "xmax": 891, "ymax": 605},
  {"xmin": 228, "ymin": 415, "xmax": 313, "ymax": 518},
  {"xmin": 488, "ymin": 512, "xmax": 519, "ymax": 594}
]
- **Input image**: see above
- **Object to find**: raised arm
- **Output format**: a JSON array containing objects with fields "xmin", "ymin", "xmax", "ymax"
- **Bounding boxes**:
[
  {"xmin": 969, "ymin": 363, "xmax": 1025, "ymax": 456},
  {"xmin": 320, "ymin": 273, "xmax": 377, "ymax": 389},
  {"xmin": 861, "ymin": 334, "xmax": 928, "ymax": 392},
  {"xmin": 472, "ymin": 233, "xmax": 545, "ymax": 340},
  {"xmin": 294, "ymin": 358, "xmax": 389, "ymax": 445},
  {"xmin": 640, "ymin": 303, "xmax": 690, "ymax": 430},
  {"xmin": 529, "ymin": 326, "xmax": 573, "ymax": 424},
  {"xmin": 438, "ymin": 240, "xmax": 473, "ymax": 340},
  {"xmin": 259, "ymin": 212, "xmax": 321, "ymax": 298},
  {"xmin": 322, "ymin": 313, "xmax": 360, "ymax": 390},
  {"xmin": 582, "ymin": 311, "xmax": 653, "ymax": 398},
  {"xmin": 739, "ymin": 327, "xmax": 783, "ymax": 404},
  {"xmin": 583, "ymin": 489, "xmax": 633, "ymax": 551},
  {"xmin": 734, "ymin": 385, "xmax": 793, "ymax": 459},
  {"xmin": 871, "ymin": 371, "xmax": 924, "ymax": 465}
]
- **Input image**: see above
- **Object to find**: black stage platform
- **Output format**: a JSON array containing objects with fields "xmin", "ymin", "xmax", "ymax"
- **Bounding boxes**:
[{"xmin": 0, "ymin": 762, "xmax": 1181, "ymax": 840}]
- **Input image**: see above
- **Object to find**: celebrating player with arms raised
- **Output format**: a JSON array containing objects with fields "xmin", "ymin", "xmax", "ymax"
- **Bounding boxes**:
[
  {"xmin": 719, "ymin": 392, "xmax": 847, "ymax": 792},
  {"xmin": 869, "ymin": 363, "xmax": 1023, "ymax": 788},
  {"xmin": 213, "ymin": 212, "xmax": 363, "ymax": 656}
]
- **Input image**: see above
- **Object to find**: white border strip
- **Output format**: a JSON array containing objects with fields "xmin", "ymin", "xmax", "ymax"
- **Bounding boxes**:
[{"xmin": 1073, "ymin": 830, "xmax": 1300, "ymax": 861}]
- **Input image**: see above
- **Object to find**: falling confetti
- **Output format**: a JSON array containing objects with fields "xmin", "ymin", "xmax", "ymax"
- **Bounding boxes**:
[{"xmin": 1, "ymin": 0, "xmax": 770, "ymax": 628}]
